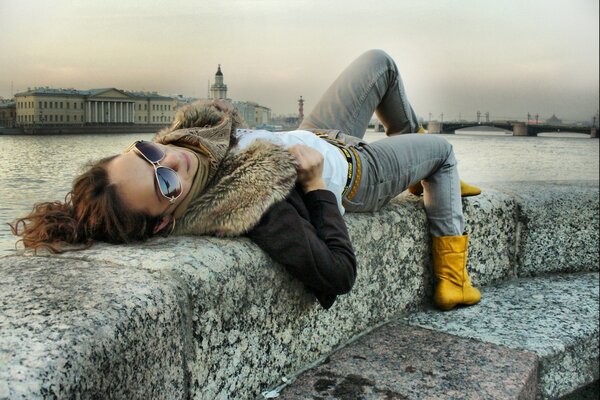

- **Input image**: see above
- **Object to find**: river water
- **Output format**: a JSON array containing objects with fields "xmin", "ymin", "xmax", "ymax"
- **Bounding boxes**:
[{"xmin": 0, "ymin": 128, "xmax": 598, "ymax": 254}]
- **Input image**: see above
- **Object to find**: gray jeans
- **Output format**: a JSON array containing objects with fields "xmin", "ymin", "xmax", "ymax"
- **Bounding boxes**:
[{"xmin": 300, "ymin": 49, "xmax": 464, "ymax": 237}]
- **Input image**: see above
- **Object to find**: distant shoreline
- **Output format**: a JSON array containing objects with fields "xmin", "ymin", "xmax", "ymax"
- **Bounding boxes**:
[
  {"xmin": 1, "ymin": 124, "xmax": 594, "ymax": 138},
  {"xmin": 0, "ymin": 124, "xmax": 165, "ymax": 136}
]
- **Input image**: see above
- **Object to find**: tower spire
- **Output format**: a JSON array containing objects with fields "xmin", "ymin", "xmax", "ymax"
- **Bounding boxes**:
[{"xmin": 210, "ymin": 64, "xmax": 227, "ymax": 100}]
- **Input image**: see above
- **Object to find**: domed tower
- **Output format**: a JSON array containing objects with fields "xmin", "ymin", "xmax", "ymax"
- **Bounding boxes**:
[{"xmin": 210, "ymin": 64, "xmax": 228, "ymax": 100}]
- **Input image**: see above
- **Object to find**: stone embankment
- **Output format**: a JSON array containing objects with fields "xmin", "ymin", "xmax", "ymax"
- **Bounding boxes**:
[{"xmin": 0, "ymin": 181, "xmax": 598, "ymax": 399}]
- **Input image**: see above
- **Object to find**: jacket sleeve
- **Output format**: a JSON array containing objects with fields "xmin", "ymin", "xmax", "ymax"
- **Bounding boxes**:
[{"xmin": 247, "ymin": 189, "xmax": 357, "ymax": 297}]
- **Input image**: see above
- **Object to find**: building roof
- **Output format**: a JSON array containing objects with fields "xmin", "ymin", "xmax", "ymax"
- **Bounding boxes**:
[
  {"xmin": 125, "ymin": 90, "xmax": 174, "ymax": 100},
  {"xmin": 14, "ymin": 87, "xmax": 174, "ymax": 100},
  {"xmin": 0, "ymin": 101, "xmax": 16, "ymax": 109},
  {"xmin": 215, "ymin": 64, "xmax": 223, "ymax": 76},
  {"xmin": 15, "ymin": 87, "xmax": 83, "ymax": 96}
]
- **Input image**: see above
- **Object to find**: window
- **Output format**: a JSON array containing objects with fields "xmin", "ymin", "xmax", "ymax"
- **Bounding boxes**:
[
  {"xmin": 138, "ymin": 104, "xmax": 141, "ymax": 110},
  {"xmin": 49, "ymin": 102, "xmax": 52, "ymax": 109},
  {"xmin": 138, "ymin": 116, "xmax": 141, "ymax": 121},
  {"xmin": 67, "ymin": 102, "xmax": 70, "ymax": 109},
  {"xmin": 74, "ymin": 115, "xmax": 77, "ymax": 121},
  {"xmin": 60, "ymin": 115, "xmax": 63, "ymax": 122},
  {"xmin": 74, "ymin": 103, "xmax": 77, "ymax": 109},
  {"xmin": 49, "ymin": 115, "xmax": 53, "ymax": 122},
  {"xmin": 44, "ymin": 101, "xmax": 47, "ymax": 108},
  {"xmin": 144, "ymin": 116, "xmax": 147, "ymax": 122},
  {"xmin": 144, "ymin": 104, "xmax": 147, "ymax": 110},
  {"xmin": 39, "ymin": 101, "xmax": 42, "ymax": 108},
  {"xmin": 67, "ymin": 115, "xmax": 70, "ymax": 122},
  {"xmin": 60, "ymin": 102, "xmax": 63, "ymax": 108}
]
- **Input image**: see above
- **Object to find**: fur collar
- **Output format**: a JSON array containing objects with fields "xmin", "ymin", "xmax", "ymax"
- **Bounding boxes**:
[
  {"xmin": 153, "ymin": 100, "xmax": 298, "ymax": 236},
  {"xmin": 174, "ymin": 140, "xmax": 297, "ymax": 236}
]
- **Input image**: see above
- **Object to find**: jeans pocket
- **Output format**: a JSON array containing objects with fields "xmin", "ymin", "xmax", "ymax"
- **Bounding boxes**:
[
  {"xmin": 346, "ymin": 179, "xmax": 392, "ymax": 212},
  {"xmin": 343, "ymin": 193, "xmax": 366, "ymax": 212},
  {"xmin": 373, "ymin": 179, "xmax": 393, "ymax": 210}
]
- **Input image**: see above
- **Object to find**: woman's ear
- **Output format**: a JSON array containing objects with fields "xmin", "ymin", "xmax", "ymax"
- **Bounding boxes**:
[{"xmin": 153, "ymin": 215, "xmax": 173, "ymax": 234}]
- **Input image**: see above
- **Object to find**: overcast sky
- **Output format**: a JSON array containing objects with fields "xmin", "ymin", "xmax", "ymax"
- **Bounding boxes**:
[{"xmin": 1, "ymin": 0, "xmax": 598, "ymax": 122}]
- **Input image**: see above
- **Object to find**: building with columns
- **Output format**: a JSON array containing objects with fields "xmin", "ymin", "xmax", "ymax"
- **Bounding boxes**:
[{"xmin": 14, "ymin": 87, "xmax": 176, "ymax": 126}]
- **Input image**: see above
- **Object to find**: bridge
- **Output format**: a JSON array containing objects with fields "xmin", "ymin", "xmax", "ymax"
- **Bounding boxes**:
[{"xmin": 422, "ymin": 121, "xmax": 598, "ymax": 138}]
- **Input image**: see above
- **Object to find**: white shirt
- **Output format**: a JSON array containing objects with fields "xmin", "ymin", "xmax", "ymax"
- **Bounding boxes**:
[{"xmin": 236, "ymin": 129, "xmax": 348, "ymax": 214}]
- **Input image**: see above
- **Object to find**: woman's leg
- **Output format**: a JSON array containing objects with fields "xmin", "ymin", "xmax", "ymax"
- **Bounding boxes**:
[
  {"xmin": 299, "ymin": 49, "xmax": 419, "ymax": 138},
  {"xmin": 349, "ymin": 135, "xmax": 480, "ymax": 310},
  {"xmin": 348, "ymin": 134, "xmax": 464, "ymax": 237}
]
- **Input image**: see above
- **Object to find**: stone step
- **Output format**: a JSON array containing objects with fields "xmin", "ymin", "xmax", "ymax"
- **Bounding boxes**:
[{"xmin": 277, "ymin": 273, "xmax": 599, "ymax": 399}]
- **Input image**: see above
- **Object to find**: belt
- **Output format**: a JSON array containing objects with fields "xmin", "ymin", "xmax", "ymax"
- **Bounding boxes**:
[
  {"xmin": 313, "ymin": 131, "xmax": 363, "ymax": 201},
  {"xmin": 337, "ymin": 146, "xmax": 362, "ymax": 201}
]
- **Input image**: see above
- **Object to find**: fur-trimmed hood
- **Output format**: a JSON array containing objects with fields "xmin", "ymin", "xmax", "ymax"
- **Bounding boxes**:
[{"xmin": 153, "ymin": 100, "xmax": 298, "ymax": 236}]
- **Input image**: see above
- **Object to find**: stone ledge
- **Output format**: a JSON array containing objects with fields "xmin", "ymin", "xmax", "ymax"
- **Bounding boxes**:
[
  {"xmin": 278, "ymin": 322, "xmax": 539, "ymax": 399},
  {"xmin": 405, "ymin": 272, "xmax": 599, "ymax": 399},
  {"xmin": 278, "ymin": 272, "xmax": 599, "ymax": 400},
  {"xmin": 0, "ymin": 181, "xmax": 598, "ymax": 399}
]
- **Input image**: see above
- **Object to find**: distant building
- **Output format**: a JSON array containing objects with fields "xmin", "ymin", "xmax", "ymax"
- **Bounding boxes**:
[
  {"xmin": 546, "ymin": 114, "xmax": 563, "ymax": 125},
  {"xmin": 13, "ymin": 87, "xmax": 176, "ymax": 126},
  {"xmin": 271, "ymin": 114, "xmax": 300, "ymax": 130},
  {"xmin": 233, "ymin": 101, "xmax": 271, "ymax": 129},
  {"xmin": 210, "ymin": 65, "xmax": 228, "ymax": 100},
  {"xmin": 206, "ymin": 64, "xmax": 271, "ymax": 128},
  {"xmin": 0, "ymin": 100, "xmax": 16, "ymax": 127}
]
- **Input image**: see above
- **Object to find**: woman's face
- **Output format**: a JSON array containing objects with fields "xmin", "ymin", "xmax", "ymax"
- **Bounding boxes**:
[{"xmin": 107, "ymin": 143, "xmax": 199, "ymax": 218}]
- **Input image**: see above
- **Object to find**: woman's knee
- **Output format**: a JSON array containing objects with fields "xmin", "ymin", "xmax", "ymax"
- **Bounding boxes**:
[
  {"xmin": 425, "ymin": 135, "xmax": 455, "ymax": 164},
  {"xmin": 357, "ymin": 49, "xmax": 396, "ymax": 71}
]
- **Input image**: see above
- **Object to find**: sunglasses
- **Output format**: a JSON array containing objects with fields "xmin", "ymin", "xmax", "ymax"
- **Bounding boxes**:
[{"xmin": 126, "ymin": 141, "xmax": 182, "ymax": 203}]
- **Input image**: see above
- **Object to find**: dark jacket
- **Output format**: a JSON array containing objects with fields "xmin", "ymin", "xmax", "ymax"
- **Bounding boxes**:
[
  {"xmin": 154, "ymin": 101, "xmax": 356, "ymax": 308},
  {"xmin": 247, "ymin": 186, "xmax": 357, "ymax": 309}
]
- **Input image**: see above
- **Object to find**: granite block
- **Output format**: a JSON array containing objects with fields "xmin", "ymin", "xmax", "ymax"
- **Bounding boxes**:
[
  {"xmin": 278, "ymin": 321, "xmax": 538, "ymax": 400},
  {"xmin": 460, "ymin": 189, "xmax": 519, "ymax": 285},
  {"xmin": 48, "ymin": 204, "xmax": 436, "ymax": 399},
  {"xmin": 487, "ymin": 181, "xmax": 599, "ymax": 276},
  {"xmin": 405, "ymin": 273, "xmax": 600, "ymax": 399},
  {"xmin": 0, "ymin": 256, "xmax": 188, "ymax": 399},
  {"xmin": 0, "ymin": 182, "xmax": 598, "ymax": 399}
]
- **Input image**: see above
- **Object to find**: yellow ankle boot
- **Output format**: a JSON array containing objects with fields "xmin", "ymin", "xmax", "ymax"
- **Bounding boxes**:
[
  {"xmin": 432, "ymin": 234, "xmax": 481, "ymax": 310},
  {"xmin": 408, "ymin": 180, "xmax": 482, "ymax": 197},
  {"xmin": 459, "ymin": 181, "xmax": 481, "ymax": 197}
]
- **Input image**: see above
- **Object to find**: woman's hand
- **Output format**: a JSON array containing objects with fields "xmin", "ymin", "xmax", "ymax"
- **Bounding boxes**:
[{"xmin": 288, "ymin": 144, "xmax": 327, "ymax": 193}]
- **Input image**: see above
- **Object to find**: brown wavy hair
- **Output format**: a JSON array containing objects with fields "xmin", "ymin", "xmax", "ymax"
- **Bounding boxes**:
[{"xmin": 9, "ymin": 155, "xmax": 161, "ymax": 253}]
